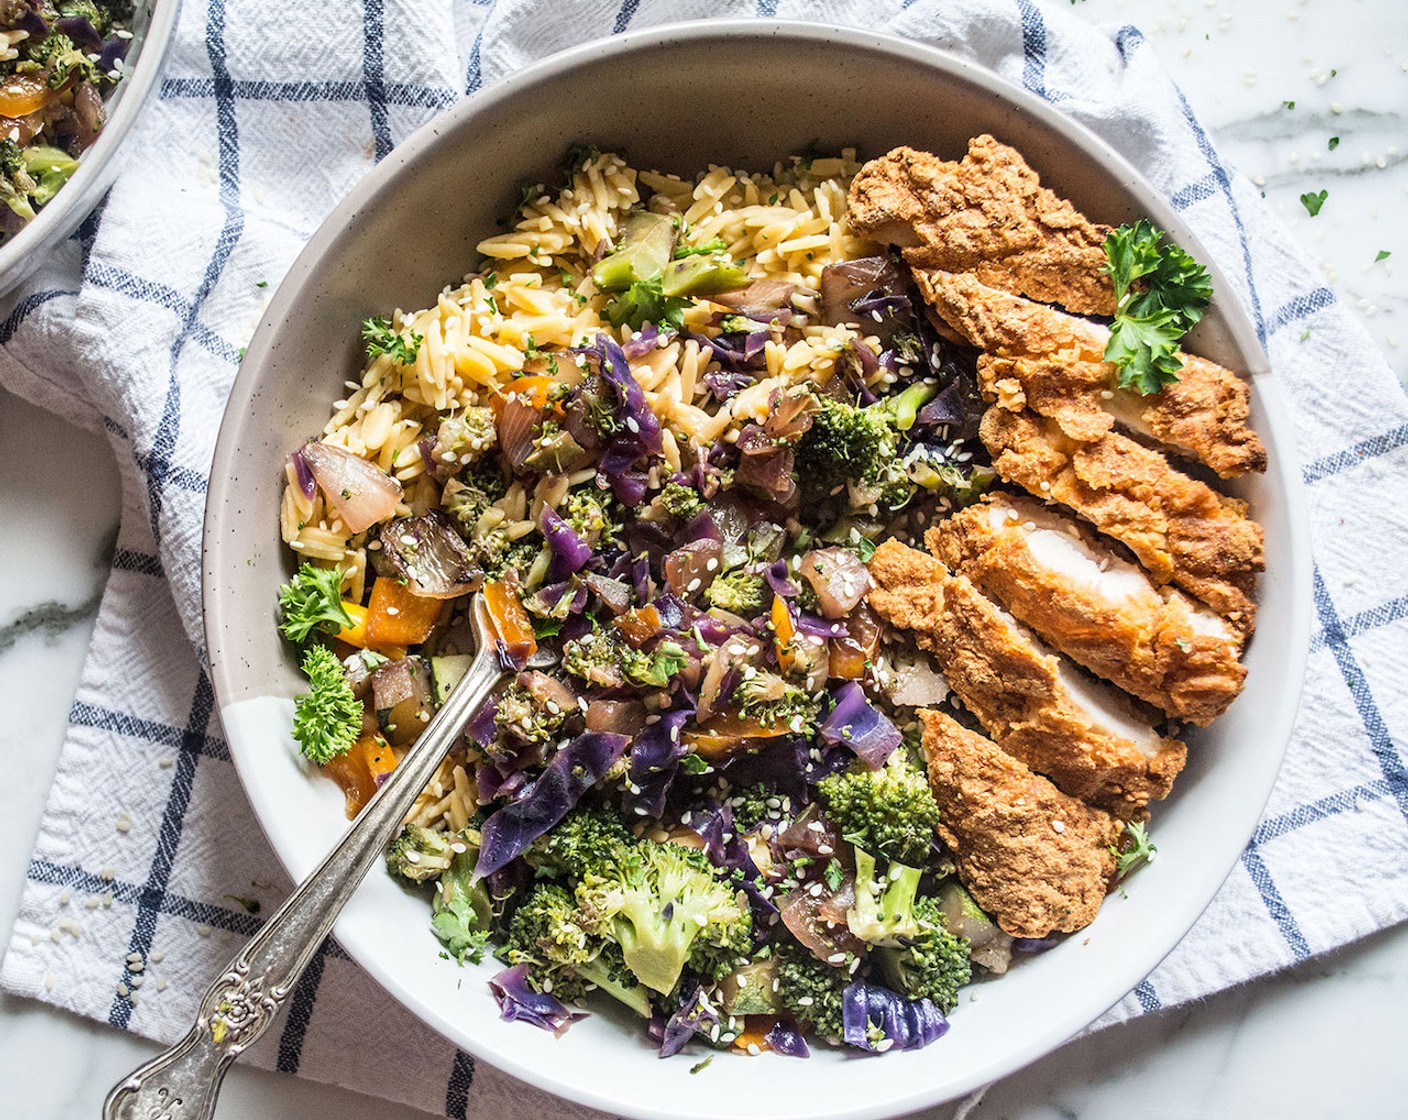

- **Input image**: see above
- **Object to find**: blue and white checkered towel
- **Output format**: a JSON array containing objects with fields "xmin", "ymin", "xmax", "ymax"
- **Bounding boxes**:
[{"xmin": 3, "ymin": 1, "xmax": 1407, "ymax": 1116}]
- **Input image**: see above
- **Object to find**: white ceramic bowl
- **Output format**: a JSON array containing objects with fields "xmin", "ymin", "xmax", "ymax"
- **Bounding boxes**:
[
  {"xmin": 0, "ymin": 0, "xmax": 181, "ymax": 297},
  {"xmin": 204, "ymin": 20, "xmax": 1312, "ymax": 1120}
]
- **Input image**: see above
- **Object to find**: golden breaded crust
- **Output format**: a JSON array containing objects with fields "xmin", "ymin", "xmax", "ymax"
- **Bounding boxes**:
[
  {"xmin": 931, "ymin": 496, "xmax": 1247, "ymax": 725},
  {"xmin": 868, "ymin": 540, "xmax": 1187, "ymax": 815},
  {"xmin": 917, "ymin": 269, "xmax": 1268, "ymax": 479},
  {"xmin": 920, "ymin": 709, "xmax": 1122, "ymax": 938},
  {"xmin": 980, "ymin": 408, "xmax": 1264, "ymax": 637},
  {"xmin": 847, "ymin": 138, "xmax": 1117, "ymax": 316}
]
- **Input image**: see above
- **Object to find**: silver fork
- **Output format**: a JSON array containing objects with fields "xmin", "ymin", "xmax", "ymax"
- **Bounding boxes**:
[{"xmin": 103, "ymin": 596, "xmax": 511, "ymax": 1120}]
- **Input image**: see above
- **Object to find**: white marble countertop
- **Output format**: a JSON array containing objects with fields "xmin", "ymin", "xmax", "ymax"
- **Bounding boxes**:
[{"xmin": 2, "ymin": 1, "xmax": 1406, "ymax": 1117}]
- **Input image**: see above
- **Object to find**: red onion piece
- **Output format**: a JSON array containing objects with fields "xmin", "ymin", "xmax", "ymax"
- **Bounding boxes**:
[
  {"xmin": 290, "ymin": 447, "xmax": 316, "ymax": 499},
  {"xmin": 300, "ymin": 441, "xmax": 402, "ymax": 533},
  {"xmin": 800, "ymin": 547, "xmax": 872, "ymax": 619}
]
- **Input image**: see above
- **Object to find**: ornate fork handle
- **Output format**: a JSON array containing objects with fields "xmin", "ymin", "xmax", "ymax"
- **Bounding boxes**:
[{"xmin": 103, "ymin": 602, "xmax": 506, "ymax": 1120}]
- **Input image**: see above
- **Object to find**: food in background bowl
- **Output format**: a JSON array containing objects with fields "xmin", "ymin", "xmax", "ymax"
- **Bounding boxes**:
[
  {"xmin": 0, "ymin": 0, "xmax": 134, "ymax": 240},
  {"xmin": 272, "ymin": 138, "xmax": 1265, "ymax": 1058}
]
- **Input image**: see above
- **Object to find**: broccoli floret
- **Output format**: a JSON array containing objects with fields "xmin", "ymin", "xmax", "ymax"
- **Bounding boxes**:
[
  {"xmin": 846, "ymin": 847, "xmax": 925, "ymax": 946},
  {"xmin": 875, "ymin": 895, "xmax": 972, "ymax": 1013},
  {"xmin": 561, "ymin": 487, "xmax": 617, "ymax": 546},
  {"xmin": 0, "ymin": 139, "xmax": 37, "ymax": 222},
  {"xmin": 576, "ymin": 837, "xmax": 751, "ymax": 995},
  {"xmin": 561, "ymin": 629, "xmax": 628, "ymax": 688},
  {"xmin": 277, "ymin": 562, "xmax": 353, "ymax": 644},
  {"xmin": 795, "ymin": 395, "xmax": 897, "ymax": 492},
  {"xmin": 475, "ymin": 528, "xmax": 543, "ymax": 584},
  {"xmin": 386, "ymin": 823, "xmax": 456, "ymax": 883},
  {"xmin": 775, "ymin": 942, "xmax": 849, "ymax": 1041},
  {"xmin": 658, "ymin": 480, "xmax": 705, "ymax": 521},
  {"xmin": 494, "ymin": 680, "xmax": 568, "ymax": 746},
  {"xmin": 432, "ymin": 843, "xmax": 493, "ymax": 964},
  {"xmin": 795, "ymin": 382, "xmax": 938, "ymax": 506},
  {"xmin": 817, "ymin": 751, "xmax": 941, "ymax": 867},
  {"xmin": 441, "ymin": 462, "xmax": 506, "ymax": 536},
  {"xmin": 705, "ymin": 569, "xmax": 767, "ymax": 615},
  {"xmin": 503, "ymin": 881, "xmax": 653, "ymax": 1017},
  {"xmin": 291, "ymin": 645, "xmax": 361, "ymax": 764},
  {"xmin": 735, "ymin": 671, "xmax": 823, "ymax": 733},
  {"xmin": 528, "ymin": 804, "xmax": 635, "ymax": 880},
  {"xmin": 562, "ymin": 630, "xmax": 686, "ymax": 691},
  {"xmin": 431, "ymin": 408, "xmax": 497, "ymax": 469}
]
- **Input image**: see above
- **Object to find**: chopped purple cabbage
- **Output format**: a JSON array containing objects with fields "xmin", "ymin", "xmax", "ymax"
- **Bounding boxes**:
[
  {"xmin": 541, "ymin": 507, "xmax": 593, "ymax": 582},
  {"xmin": 658, "ymin": 982, "xmax": 720, "ymax": 1058},
  {"xmin": 489, "ymin": 964, "xmax": 586, "ymax": 1035},
  {"xmin": 626, "ymin": 708, "xmax": 694, "ymax": 818},
  {"xmin": 819, "ymin": 682, "xmax": 901, "ymax": 769},
  {"xmin": 765, "ymin": 1019, "xmax": 811, "ymax": 1058},
  {"xmin": 474, "ymin": 732, "xmax": 629, "ymax": 878},
  {"xmin": 841, "ymin": 982, "xmax": 948, "ymax": 1053}
]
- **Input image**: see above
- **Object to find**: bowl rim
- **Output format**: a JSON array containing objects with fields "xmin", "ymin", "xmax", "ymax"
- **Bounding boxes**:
[
  {"xmin": 204, "ymin": 17, "xmax": 1313, "ymax": 1118},
  {"xmin": 0, "ymin": 0, "xmax": 183, "ymax": 298}
]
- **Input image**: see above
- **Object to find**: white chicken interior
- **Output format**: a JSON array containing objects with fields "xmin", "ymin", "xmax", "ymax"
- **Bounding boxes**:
[{"xmin": 989, "ymin": 498, "xmax": 1235, "ymax": 645}]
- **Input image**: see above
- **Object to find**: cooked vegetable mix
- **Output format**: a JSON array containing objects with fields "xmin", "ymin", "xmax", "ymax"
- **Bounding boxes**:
[
  {"xmin": 0, "ymin": 0, "xmax": 133, "ymax": 239},
  {"xmin": 276, "ymin": 140, "xmax": 1260, "ymax": 1058}
]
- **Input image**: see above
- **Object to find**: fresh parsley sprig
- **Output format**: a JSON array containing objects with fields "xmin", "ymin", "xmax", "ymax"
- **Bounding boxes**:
[
  {"xmin": 1101, "ymin": 220, "xmax": 1213, "ymax": 395},
  {"xmin": 1111, "ymin": 821, "xmax": 1157, "ymax": 880},
  {"xmin": 362, "ymin": 316, "xmax": 424, "ymax": 365},
  {"xmin": 292, "ymin": 645, "xmax": 361, "ymax": 764}
]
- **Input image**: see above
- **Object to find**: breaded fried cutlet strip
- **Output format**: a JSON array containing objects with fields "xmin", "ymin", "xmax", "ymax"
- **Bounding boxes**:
[
  {"xmin": 930, "ymin": 495, "xmax": 1247, "ymax": 725},
  {"xmin": 846, "ymin": 137, "xmax": 1117, "ymax": 316},
  {"xmin": 919, "ymin": 709, "xmax": 1122, "ymax": 938},
  {"xmin": 915, "ymin": 269, "xmax": 1268, "ymax": 479},
  {"xmin": 980, "ymin": 407, "xmax": 1263, "ymax": 637},
  {"xmin": 868, "ymin": 539, "xmax": 1187, "ymax": 816}
]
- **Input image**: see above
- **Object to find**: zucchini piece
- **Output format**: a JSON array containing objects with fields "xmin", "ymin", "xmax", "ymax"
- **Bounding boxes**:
[{"xmin": 430, "ymin": 654, "xmax": 475, "ymax": 707}]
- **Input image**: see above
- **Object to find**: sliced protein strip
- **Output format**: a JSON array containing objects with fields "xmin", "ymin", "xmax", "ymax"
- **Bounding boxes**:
[
  {"xmin": 919, "ymin": 708, "xmax": 1123, "ymax": 938},
  {"xmin": 913, "ymin": 268, "xmax": 1268, "ymax": 479},
  {"xmin": 868, "ymin": 539, "xmax": 1187, "ymax": 817},
  {"xmin": 979, "ymin": 407, "xmax": 1264, "ymax": 638},
  {"xmin": 846, "ymin": 136, "xmax": 1118, "ymax": 316},
  {"xmin": 930, "ymin": 494, "xmax": 1247, "ymax": 725}
]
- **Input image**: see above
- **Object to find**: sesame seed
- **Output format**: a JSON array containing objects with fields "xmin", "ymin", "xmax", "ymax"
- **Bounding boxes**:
[
  {"xmin": 58, "ymin": 890, "xmax": 72, "ymax": 906},
  {"xmin": 156, "ymin": 978, "xmax": 169, "ymax": 992},
  {"xmin": 157, "ymin": 757, "xmax": 173, "ymax": 769},
  {"xmin": 746, "ymin": 1043, "xmax": 761, "ymax": 1056},
  {"xmin": 42, "ymin": 972, "xmax": 55, "ymax": 993},
  {"xmin": 116, "ymin": 982, "xmax": 129, "ymax": 998},
  {"xmin": 150, "ymin": 951, "xmax": 165, "ymax": 963},
  {"xmin": 827, "ymin": 952, "xmax": 846, "ymax": 964},
  {"xmin": 1052, "ymin": 820, "xmax": 1066, "ymax": 833}
]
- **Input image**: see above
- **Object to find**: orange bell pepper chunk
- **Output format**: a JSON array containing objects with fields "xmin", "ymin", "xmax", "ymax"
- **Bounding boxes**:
[
  {"xmin": 490, "ymin": 374, "xmax": 563, "ymax": 420},
  {"xmin": 772, "ymin": 596, "xmax": 797, "ymax": 675},
  {"xmin": 730, "ymin": 1016, "xmax": 778, "ymax": 1054},
  {"xmin": 334, "ymin": 601, "xmax": 370, "ymax": 647},
  {"xmin": 614, "ymin": 604, "xmax": 662, "ymax": 648},
  {"xmin": 684, "ymin": 712, "xmax": 790, "ymax": 761},
  {"xmin": 364, "ymin": 578, "xmax": 445, "ymax": 649},
  {"xmin": 322, "ymin": 734, "xmax": 400, "ymax": 818},
  {"xmin": 0, "ymin": 74, "xmax": 61, "ymax": 118},
  {"xmin": 483, "ymin": 580, "xmax": 537, "ymax": 664},
  {"xmin": 829, "ymin": 635, "xmax": 869, "ymax": 681}
]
